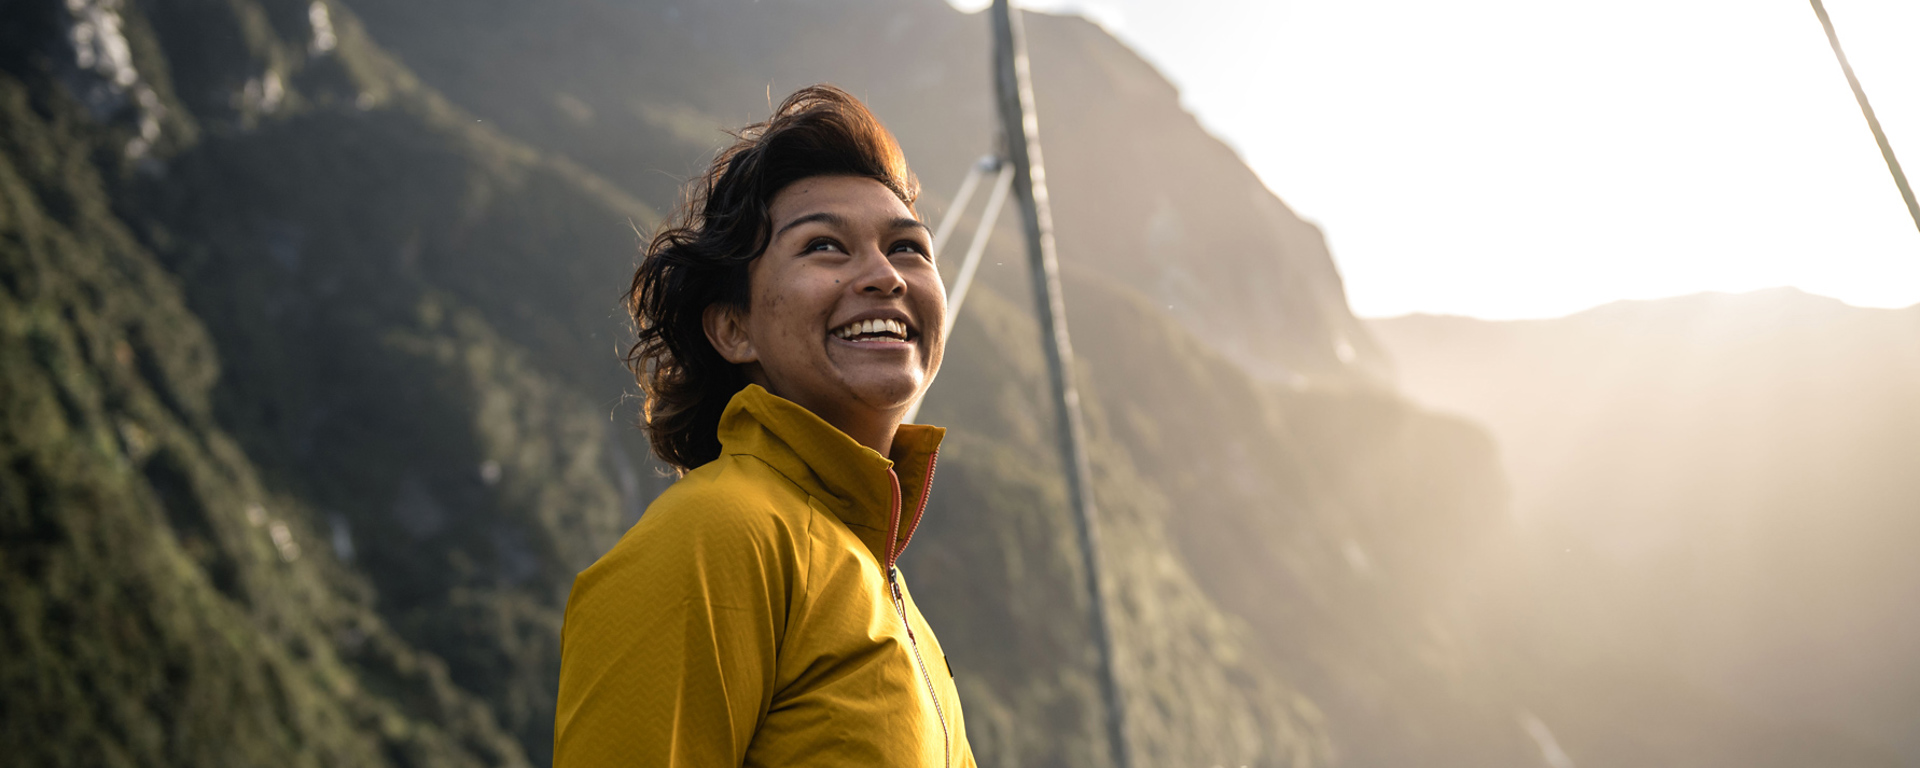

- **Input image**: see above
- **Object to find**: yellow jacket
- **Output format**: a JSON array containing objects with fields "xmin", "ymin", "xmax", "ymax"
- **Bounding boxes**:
[{"xmin": 554, "ymin": 385, "xmax": 975, "ymax": 767}]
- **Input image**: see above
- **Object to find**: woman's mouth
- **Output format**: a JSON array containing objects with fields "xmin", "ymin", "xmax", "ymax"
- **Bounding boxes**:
[{"xmin": 829, "ymin": 318, "xmax": 913, "ymax": 343}]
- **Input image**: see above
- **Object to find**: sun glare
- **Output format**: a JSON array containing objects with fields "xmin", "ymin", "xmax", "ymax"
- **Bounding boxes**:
[{"xmin": 955, "ymin": 0, "xmax": 1920, "ymax": 319}]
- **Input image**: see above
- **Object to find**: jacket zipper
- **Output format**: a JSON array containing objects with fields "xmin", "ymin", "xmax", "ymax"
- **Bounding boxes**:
[{"xmin": 886, "ymin": 453, "xmax": 949, "ymax": 767}]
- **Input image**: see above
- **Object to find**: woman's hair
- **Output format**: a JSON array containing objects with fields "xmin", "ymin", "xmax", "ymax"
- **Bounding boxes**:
[{"xmin": 625, "ymin": 84, "xmax": 920, "ymax": 471}]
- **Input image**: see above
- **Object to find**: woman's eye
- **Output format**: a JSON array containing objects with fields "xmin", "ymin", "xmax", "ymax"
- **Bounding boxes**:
[
  {"xmin": 892, "ymin": 241, "xmax": 931, "ymax": 258},
  {"xmin": 805, "ymin": 239, "xmax": 843, "ymax": 254}
]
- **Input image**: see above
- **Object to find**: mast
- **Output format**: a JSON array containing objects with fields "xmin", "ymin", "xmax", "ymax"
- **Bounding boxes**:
[{"xmin": 988, "ymin": 3, "xmax": 1132, "ymax": 767}]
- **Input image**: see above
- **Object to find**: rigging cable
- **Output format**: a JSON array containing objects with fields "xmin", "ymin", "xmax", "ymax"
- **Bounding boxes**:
[
  {"xmin": 932, "ymin": 157, "xmax": 991, "ymax": 256},
  {"xmin": 1808, "ymin": 0, "xmax": 1920, "ymax": 234},
  {"xmin": 903, "ymin": 157, "xmax": 1012, "ymax": 426},
  {"xmin": 944, "ymin": 161, "xmax": 1015, "ymax": 332}
]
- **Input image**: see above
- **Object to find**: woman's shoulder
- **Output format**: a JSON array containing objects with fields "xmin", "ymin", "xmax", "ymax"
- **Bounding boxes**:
[
  {"xmin": 572, "ymin": 455, "xmax": 816, "ymax": 599},
  {"xmin": 653, "ymin": 452, "xmax": 814, "ymax": 525},
  {"xmin": 606, "ymin": 455, "xmax": 814, "ymax": 559}
]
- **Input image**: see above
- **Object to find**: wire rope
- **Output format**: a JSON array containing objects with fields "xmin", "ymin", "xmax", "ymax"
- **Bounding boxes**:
[{"xmin": 1809, "ymin": 0, "xmax": 1920, "ymax": 234}]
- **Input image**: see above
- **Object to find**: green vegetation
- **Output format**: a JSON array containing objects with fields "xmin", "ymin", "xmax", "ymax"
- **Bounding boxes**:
[{"xmin": 0, "ymin": 67, "xmax": 525, "ymax": 767}]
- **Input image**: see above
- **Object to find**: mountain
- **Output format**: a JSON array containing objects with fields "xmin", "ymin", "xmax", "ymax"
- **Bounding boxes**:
[
  {"xmin": 1370, "ymin": 288, "xmax": 1920, "ymax": 764},
  {"xmin": 4, "ymin": 0, "xmax": 1518, "ymax": 766},
  {"xmin": 335, "ymin": 0, "xmax": 1389, "ymax": 388}
]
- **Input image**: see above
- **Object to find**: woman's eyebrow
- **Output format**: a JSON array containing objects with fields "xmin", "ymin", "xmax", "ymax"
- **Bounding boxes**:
[
  {"xmin": 773, "ymin": 212, "xmax": 930, "ymax": 238},
  {"xmin": 773, "ymin": 211, "xmax": 845, "ymax": 238},
  {"xmin": 888, "ymin": 217, "xmax": 931, "ymax": 235}
]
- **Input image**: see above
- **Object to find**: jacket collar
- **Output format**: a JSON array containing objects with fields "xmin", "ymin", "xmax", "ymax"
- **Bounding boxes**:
[{"xmin": 717, "ymin": 385, "xmax": 944, "ymax": 568}]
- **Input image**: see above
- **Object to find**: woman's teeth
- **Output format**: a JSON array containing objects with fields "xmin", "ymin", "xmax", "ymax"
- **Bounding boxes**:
[{"xmin": 831, "ymin": 318, "xmax": 910, "ymax": 341}]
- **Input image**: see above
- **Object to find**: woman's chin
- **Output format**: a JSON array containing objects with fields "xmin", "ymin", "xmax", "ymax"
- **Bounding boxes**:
[{"xmin": 842, "ymin": 370, "xmax": 926, "ymax": 415}]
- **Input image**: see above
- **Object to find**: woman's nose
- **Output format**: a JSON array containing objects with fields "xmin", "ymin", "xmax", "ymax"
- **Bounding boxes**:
[{"xmin": 853, "ymin": 249, "xmax": 907, "ymax": 296}]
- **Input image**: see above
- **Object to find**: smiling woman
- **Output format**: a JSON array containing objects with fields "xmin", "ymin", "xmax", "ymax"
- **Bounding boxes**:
[
  {"xmin": 553, "ymin": 86, "xmax": 975, "ymax": 767},
  {"xmin": 704, "ymin": 174, "xmax": 945, "ymax": 455}
]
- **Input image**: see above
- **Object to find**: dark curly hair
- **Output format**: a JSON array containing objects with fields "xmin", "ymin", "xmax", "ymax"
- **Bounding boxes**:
[{"xmin": 625, "ymin": 84, "xmax": 920, "ymax": 472}]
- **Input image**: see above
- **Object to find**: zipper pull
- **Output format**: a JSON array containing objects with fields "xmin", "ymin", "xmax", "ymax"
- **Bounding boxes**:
[{"xmin": 889, "ymin": 566, "xmax": 916, "ymax": 642}]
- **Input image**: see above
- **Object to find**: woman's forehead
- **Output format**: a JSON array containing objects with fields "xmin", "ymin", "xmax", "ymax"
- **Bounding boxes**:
[{"xmin": 769, "ymin": 176, "xmax": 917, "ymax": 230}]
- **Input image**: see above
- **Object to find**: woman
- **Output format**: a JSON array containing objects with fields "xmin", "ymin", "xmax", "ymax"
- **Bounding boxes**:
[{"xmin": 553, "ymin": 85, "xmax": 975, "ymax": 767}]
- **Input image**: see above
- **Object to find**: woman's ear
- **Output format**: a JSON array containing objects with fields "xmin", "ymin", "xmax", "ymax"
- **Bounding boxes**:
[{"xmin": 703, "ymin": 303, "xmax": 758, "ymax": 364}]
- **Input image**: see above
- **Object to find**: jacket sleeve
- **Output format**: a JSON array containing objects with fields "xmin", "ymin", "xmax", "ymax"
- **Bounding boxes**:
[{"xmin": 553, "ymin": 482, "xmax": 801, "ymax": 767}]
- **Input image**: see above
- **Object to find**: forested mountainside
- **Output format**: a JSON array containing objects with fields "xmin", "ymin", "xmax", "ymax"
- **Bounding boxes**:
[
  {"xmin": 1371, "ymin": 289, "xmax": 1920, "ymax": 766},
  {"xmin": 6, "ymin": 1, "xmax": 1516, "ymax": 766}
]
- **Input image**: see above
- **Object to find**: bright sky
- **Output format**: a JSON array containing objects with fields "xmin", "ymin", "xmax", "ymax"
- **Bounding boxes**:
[{"xmin": 950, "ymin": 0, "xmax": 1920, "ymax": 319}]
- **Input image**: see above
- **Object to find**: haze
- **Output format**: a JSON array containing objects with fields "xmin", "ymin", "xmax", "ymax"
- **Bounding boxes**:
[{"xmin": 955, "ymin": 0, "xmax": 1920, "ymax": 319}]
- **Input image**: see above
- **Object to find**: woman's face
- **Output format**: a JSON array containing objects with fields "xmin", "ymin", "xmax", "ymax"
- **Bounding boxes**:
[{"xmin": 706, "ymin": 175, "xmax": 946, "ymax": 436}]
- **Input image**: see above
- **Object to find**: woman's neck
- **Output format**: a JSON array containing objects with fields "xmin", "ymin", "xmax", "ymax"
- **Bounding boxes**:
[{"xmin": 831, "ymin": 409, "xmax": 902, "ymax": 460}]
